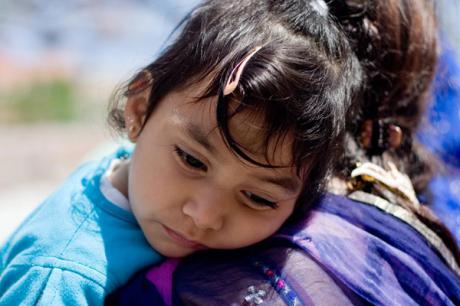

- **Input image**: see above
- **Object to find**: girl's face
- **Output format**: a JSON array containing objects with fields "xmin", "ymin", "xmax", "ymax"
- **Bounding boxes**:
[{"xmin": 125, "ymin": 81, "xmax": 302, "ymax": 258}]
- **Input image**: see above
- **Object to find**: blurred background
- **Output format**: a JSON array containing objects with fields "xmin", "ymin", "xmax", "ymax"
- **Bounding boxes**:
[
  {"xmin": 0, "ymin": 0, "xmax": 199, "ymax": 241},
  {"xmin": 0, "ymin": 0, "xmax": 459, "ymax": 242}
]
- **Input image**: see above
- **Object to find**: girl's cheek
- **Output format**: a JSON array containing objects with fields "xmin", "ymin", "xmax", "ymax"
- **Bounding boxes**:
[{"xmin": 147, "ymin": 161, "xmax": 184, "ymax": 201}]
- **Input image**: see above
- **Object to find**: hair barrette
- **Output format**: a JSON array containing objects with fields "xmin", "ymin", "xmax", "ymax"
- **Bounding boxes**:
[{"xmin": 223, "ymin": 46, "xmax": 262, "ymax": 96}]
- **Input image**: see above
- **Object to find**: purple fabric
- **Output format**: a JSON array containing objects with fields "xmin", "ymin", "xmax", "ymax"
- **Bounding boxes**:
[
  {"xmin": 279, "ymin": 210, "xmax": 446, "ymax": 305},
  {"xmin": 311, "ymin": 194, "xmax": 460, "ymax": 299},
  {"xmin": 275, "ymin": 194, "xmax": 460, "ymax": 305},
  {"xmin": 146, "ymin": 258, "xmax": 180, "ymax": 306}
]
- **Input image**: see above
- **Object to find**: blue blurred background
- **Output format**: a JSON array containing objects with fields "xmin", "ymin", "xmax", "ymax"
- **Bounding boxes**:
[{"xmin": 0, "ymin": 0, "xmax": 459, "ymax": 242}]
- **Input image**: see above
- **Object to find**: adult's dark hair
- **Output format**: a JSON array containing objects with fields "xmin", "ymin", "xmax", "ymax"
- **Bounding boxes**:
[
  {"xmin": 330, "ymin": 0, "xmax": 438, "ymax": 190},
  {"xmin": 328, "ymin": 0, "xmax": 460, "ymax": 261},
  {"xmin": 108, "ymin": 0, "xmax": 363, "ymax": 215}
]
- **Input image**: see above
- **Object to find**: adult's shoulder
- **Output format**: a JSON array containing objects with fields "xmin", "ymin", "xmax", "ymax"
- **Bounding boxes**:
[{"xmin": 272, "ymin": 192, "xmax": 460, "ymax": 305}]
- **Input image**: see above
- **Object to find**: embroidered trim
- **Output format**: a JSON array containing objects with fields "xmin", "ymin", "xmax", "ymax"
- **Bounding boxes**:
[
  {"xmin": 243, "ymin": 285, "xmax": 266, "ymax": 305},
  {"xmin": 252, "ymin": 261, "xmax": 303, "ymax": 306},
  {"xmin": 350, "ymin": 161, "xmax": 420, "ymax": 208},
  {"xmin": 349, "ymin": 190, "xmax": 460, "ymax": 276}
]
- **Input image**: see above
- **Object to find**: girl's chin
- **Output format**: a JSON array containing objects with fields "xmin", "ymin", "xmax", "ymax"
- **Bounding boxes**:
[{"xmin": 156, "ymin": 245, "xmax": 196, "ymax": 258}]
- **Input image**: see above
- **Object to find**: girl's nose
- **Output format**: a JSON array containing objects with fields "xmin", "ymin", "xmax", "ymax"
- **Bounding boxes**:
[{"xmin": 182, "ymin": 189, "xmax": 225, "ymax": 231}]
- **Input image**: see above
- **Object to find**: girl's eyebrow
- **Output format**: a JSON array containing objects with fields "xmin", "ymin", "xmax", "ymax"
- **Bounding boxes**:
[
  {"xmin": 254, "ymin": 173, "xmax": 300, "ymax": 194},
  {"xmin": 183, "ymin": 122, "xmax": 216, "ymax": 154}
]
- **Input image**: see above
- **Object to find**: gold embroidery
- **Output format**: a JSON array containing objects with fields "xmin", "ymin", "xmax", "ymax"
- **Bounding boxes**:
[{"xmin": 350, "ymin": 162, "xmax": 420, "ymax": 208}]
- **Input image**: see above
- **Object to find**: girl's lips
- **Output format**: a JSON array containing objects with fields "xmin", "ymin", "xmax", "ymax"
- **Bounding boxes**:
[{"xmin": 163, "ymin": 225, "xmax": 206, "ymax": 249}]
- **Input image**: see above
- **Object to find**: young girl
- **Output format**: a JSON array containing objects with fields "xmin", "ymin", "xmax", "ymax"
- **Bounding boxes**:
[
  {"xmin": 105, "ymin": 0, "xmax": 460, "ymax": 305},
  {"xmin": 0, "ymin": 0, "xmax": 363, "ymax": 304}
]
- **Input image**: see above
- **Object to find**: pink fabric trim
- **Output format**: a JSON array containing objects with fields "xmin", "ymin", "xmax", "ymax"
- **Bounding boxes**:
[{"xmin": 146, "ymin": 258, "xmax": 181, "ymax": 306}]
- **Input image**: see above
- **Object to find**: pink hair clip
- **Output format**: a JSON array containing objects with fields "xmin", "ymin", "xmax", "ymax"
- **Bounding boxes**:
[{"xmin": 223, "ymin": 46, "xmax": 262, "ymax": 96}]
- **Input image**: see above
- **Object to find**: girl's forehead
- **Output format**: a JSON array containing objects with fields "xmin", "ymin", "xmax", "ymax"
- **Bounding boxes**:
[{"xmin": 160, "ymin": 82, "xmax": 294, "ymax": 171}]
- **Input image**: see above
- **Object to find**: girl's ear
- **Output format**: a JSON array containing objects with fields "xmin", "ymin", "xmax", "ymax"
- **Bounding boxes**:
[
  {"xmin": 124, "ymin": 70, "xmax": 153, "ymax": 142},
  {"xmin": 124, "ymin": 88, "xmax": 150, "ymax": 142}
]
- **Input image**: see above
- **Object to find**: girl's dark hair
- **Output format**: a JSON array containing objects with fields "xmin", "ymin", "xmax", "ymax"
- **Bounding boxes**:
[
  {"xmin": 329, "ymin": 0, "xmax": 460, "ymax": 262},
  {"xmin": 109, "ymin": 0, "xmax": 363, "ymax": 213}
]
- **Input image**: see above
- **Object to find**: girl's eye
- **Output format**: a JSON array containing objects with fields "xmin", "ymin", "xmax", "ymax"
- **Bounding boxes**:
[
  {"xmin": 243, "ymin": 191, "xmax": 279, "ymax": 210},
  {"xmin": 174, "ymin": 146, "xmax": 207, "ymax": 171}
]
